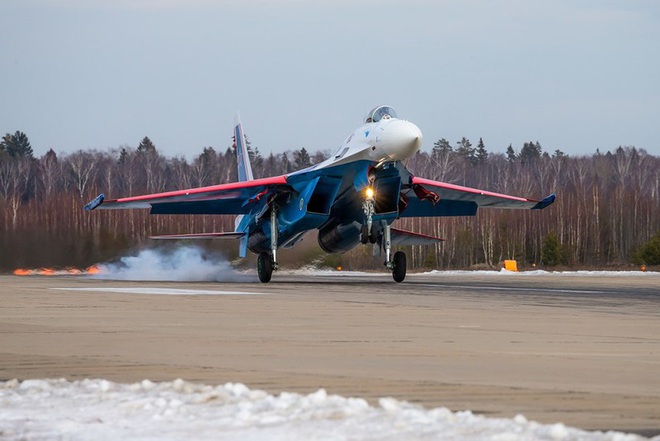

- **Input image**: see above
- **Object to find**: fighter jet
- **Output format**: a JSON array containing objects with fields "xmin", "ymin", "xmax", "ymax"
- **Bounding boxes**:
[{"xmin": 85, "ymin": 106, "xmax": 555, "ymax": 283}]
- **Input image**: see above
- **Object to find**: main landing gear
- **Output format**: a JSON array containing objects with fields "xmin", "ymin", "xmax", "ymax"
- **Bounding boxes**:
[
  {"xmin": 257, "ymin": 206, "xmax": 279, "ymax": 283},
  {"xmin": 382, "ymin": 223, "xmax": 406, "ymax": 283},
  {"xmin": 257, "ymin": 251, "xmax": 273, "ymax": 283},
  {"xmin": 392, "ymin": 250, "xmax": 406, "ymax": 283}
]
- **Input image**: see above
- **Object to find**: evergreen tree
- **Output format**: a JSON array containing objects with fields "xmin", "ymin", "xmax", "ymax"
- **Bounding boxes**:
[
  {"xmin": 541, "ymin": 232, "xmax": 561, "ymax": 266},
  {"xmin": 475, "ymin": 138, "xmax": 488, "ymax": 165},
  {"xmin": 199, "ymin": 146, "xmax": 217, "ymax": 165},
  {"xmin": 432, "ymin": 138, "xmax": 452, "ymax": 159},
  {"xmin": 455, "ymin": 137, "xmax": 475, "ymax": 164},
  {"xmin": 293, "ymin": 147, "xmax": 311, "ymax": 169},
  {"xmin": 506, "ymin": 144, "xmax": 517, "ymax": 163},
  {"xmin": 243, "ymin": 135, "xmax": 258, "ymax": 163},
  {"xmin": 264, "ymin": 152, "xmax": 278, "ymax": 175},
  {"xmin": 118, "ymin": 147, "xmax": 130, "ymax": 164},
  {"xmin": 137, "ymin": 136, "xmax": 156, "ymax": 155},
  {"xmin": 1, "ymin": 131, "xmax": 34, "ymax": 158},
  {"xmin": 281, "ymin": 152, "xmax": 293, "ymax": 173},
  {"xmin": 519, "ymin": 141, "xmax": 542, "ymax": 165},
  {"xmin": 635, "ymin": 232, "xmax": 660, "ymax": 265}
]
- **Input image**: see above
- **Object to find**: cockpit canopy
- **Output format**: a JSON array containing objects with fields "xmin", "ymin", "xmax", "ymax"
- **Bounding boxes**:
[{"xmin": 365, "ymin": 105, "xmax": 398, "ymax": 123}]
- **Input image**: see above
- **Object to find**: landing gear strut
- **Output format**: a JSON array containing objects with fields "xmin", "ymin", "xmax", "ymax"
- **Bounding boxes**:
[
  {"xmin": 361, "ymin": 193, "xmax": 376, "ymax": 244},
  {"xmin": 383, "ymin": 223, "xmax": 406, "ymax": 282},
  {"xmin": 361, "ymin": 187, "xmax": 406, "ymax": 283},
  {"xmin": 269, "ymin": 206, "xmax": 279, "ymax": 271},
  {"xmin": 257, "ymin": 206, "xmax": 279, "ymax": 283}
]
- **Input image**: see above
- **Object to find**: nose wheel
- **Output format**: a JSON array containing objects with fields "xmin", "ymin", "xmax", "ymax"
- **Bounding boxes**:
[{"xmin": 360, "ymin": 224, "xmax": 378, "ymax": 244}]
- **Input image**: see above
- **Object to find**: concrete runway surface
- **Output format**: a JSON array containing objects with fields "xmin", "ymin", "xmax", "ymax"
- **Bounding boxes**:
[{"xmin": 0, "ymin": 272, "xmax": 658, "ymax": 436}]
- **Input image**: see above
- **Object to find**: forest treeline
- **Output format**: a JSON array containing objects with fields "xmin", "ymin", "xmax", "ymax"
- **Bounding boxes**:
[{"xmin": 1, "ymin": 130, "xmax": 659, "ymax": 271}]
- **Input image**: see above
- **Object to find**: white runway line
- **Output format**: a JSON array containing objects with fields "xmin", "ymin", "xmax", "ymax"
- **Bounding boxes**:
[
  {"xmin": 416, "ymin": 283, "xmax": 607, "ymax": 295},
  {"xmin": 51, "ymin": 287, "xmax": 267, "ymax": 296}
]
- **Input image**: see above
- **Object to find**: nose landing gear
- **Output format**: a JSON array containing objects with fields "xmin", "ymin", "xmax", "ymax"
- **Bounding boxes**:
[
  {"xmin": 360, "ymin": 189, "xmax": 377, "ymax": 244},
  {"xmin": 361, "ymin": 186, "xmax": 407, "ymax": 283}
]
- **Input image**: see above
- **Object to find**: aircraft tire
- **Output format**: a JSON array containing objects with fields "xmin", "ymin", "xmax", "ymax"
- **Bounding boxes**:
[
  {"xmin": 392, "ymin": 251, "xmax": 406, "ymax": 283},
  {"xmin": 257, "ymin": 251, "xmax": 273, "ymax": 283},
  {"xmin": 369, "ymin": 225, "xmax": 378, "ymax": 244},
  {"xmin": 360, "ymin": 225, "xmax": 368, "ymax": 244}
]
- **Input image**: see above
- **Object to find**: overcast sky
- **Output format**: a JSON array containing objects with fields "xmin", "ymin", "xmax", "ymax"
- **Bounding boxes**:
[{"xmin": 2, "ymin": 0, "xmax": 659, "ymax": 159}]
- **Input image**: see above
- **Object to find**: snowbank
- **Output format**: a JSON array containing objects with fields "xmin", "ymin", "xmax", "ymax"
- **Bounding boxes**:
[{"xmin": 0, "ymin": 379, "xmax": 653, "ymax": 441}]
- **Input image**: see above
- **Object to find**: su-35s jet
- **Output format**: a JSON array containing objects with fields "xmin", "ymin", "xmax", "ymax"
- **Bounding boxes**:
[{"xmin": 85, "ymin": 106, "xmax": 555, "ymax": 283}]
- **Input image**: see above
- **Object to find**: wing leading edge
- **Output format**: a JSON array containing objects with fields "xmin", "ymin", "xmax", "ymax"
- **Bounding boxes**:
[
  {"xmin": 85, "ymin": 175, "xmax": 289, "ymax": 215},
  {"xmin": 400, "ymin": 176, "xmax": 555, "ymax": 218},
  {"xmin": 150, "ymin": 232, "xmax": 245, "ymax": 240}
]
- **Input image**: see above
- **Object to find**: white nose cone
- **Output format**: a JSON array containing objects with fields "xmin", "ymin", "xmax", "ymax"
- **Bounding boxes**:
[{"xmin": 378, "ymin": 120, "xmax": 423, "ymax": 160}]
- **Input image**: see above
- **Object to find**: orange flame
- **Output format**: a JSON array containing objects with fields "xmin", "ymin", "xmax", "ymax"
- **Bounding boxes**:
[
  {"xmin": 13, "ymin": 265, "xmax": 102, "ymax": 276},
  {"xmin": 85, "ymin": 265, "xmax": 101, "ymax": 275}
]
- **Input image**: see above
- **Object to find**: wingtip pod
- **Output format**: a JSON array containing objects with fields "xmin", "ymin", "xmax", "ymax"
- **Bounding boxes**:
[
  {"xmin": 531, "ymin": 193, "xmax": 556, "ymax": 210},
  {"xmin": 83, "ymin": 193, "xmax": 105, "ymax": 211}
]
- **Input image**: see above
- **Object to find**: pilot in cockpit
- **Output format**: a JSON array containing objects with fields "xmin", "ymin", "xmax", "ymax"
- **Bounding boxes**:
[{"xmin": 366, "ymin": 106, "xmax": 398, "ymax": 124}]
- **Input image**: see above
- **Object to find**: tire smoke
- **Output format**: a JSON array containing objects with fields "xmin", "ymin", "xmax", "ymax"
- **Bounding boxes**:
[{"xmin": 94, "ymin": 246, "xmax": 251, "ymax": 282}]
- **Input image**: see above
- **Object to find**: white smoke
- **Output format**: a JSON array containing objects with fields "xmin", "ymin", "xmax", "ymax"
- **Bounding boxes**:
[{"xmin": 94, "ymin": 245, "xmax": 252, "ymax": 282}]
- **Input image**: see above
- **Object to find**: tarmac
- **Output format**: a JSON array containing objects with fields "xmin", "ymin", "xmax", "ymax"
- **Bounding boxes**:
[{"xmin": 1, "ymin": 272, "xmax": 658, "ymax": 436}]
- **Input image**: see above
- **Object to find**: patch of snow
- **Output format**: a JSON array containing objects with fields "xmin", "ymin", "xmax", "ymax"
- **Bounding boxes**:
[
  {"xmin": 0, "ymin": 379, "xmax": 654, "ymax": 441},
  {"xmin": 419, "ymin": 269, "xmax": 660, "ymax": 277}
]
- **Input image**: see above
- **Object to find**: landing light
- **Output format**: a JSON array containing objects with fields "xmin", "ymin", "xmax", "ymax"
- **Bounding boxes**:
[{"xmin": 365, "ymin": 187, "xmax": 375, "ymax": 200}]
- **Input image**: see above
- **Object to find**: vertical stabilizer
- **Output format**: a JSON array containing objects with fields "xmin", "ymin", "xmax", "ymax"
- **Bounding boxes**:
[
  {"xmin": 233, "ymin": 113, "xmax": 254, "ymax": 257},
  {"xmin": 233, "ymin": 113, "xmax": 255, "ymax": 182}
]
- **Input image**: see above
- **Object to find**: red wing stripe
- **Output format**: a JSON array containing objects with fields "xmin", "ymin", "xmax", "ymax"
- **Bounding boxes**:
[
  {"xmin": 412, "ymin": 177, "xmax": 536, "ymax": 203},
  {"xmin": 109, "ymin": 176, "xmax": 288, "ymax": 204},
  {"xmin": 150, "ymin": 232, "xmax": 245, "ymax": 240}
]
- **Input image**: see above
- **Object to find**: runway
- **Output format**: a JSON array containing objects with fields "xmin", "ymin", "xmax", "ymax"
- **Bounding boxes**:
[{"xmin": 1, "ymin": 272, "xmax": 658, "ymax": 436}]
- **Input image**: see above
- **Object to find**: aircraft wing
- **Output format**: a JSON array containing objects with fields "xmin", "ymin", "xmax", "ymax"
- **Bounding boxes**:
[
  {"xmin": 84, "ymin": 176, "xmax": 289, "ymax": 215},
  {"xmin": 150, "ymin": 232, "xmax": 245, "ymax": 240},
  {"xmin": 400, "ymin": 176, "xmax": 555, "ymax": 218},
  {"xmin": 391, "ymin": 228, "xmax": 443, "ymax": 246}
]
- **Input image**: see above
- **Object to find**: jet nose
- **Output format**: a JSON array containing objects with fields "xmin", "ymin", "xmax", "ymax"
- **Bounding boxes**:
[{"xmin": 378, "ymin": 120, "xmax": 423, "ymax": 160}]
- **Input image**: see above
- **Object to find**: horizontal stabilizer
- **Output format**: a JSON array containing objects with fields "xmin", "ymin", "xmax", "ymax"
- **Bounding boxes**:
[
  {"xmin": 391, "ymin": 228, "xmax": 444, "ymax": 246},
  {"xmin": 150, "ymin": 232, "xmax": 245, "ymax": 240}
]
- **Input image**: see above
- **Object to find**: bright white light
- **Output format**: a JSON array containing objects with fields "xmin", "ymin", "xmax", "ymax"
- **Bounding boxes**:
[{"xmin": 365, "ymin": 187, "xmax": 375, "ymax": 200}]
